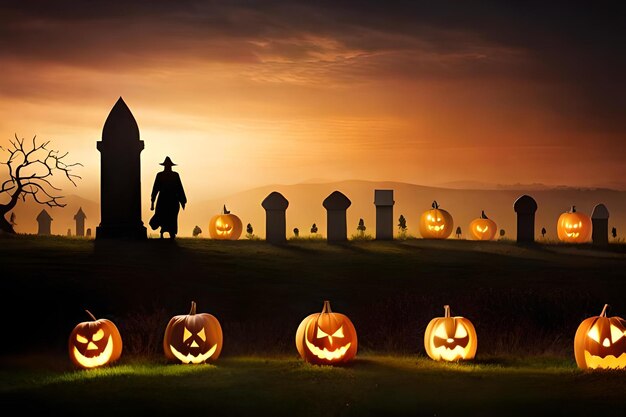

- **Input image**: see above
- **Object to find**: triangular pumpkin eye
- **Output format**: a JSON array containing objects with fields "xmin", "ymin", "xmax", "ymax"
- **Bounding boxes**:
[
  {"xmin": 587, "ymin": 324, "xmax": 601, "ymax": 343},
  {"xmin": 183, "ymin": 327, "xmax": 192, "ymax": 342},
  {"xmin": 92, "ymin": 328, "xmax": 105, "ymax": 342},
  {"xmin": 610, "ymin": 325, "xmax": 624, "ymax": 343},
  {"xmin": 198, "ymin": 328, "xmax": 206, "ymax": 342},
  {"xmin": 434, "ymin": 324, "xmax": 448, "ymax": 339},
  {"xmin": 332, "ymin": 326, "xmax": 344, "ymax": 338},
  {"xmin": 316, "ymin": 327, "xmax": 329, "ymax": 339},
  {"xmin": 454, "ymin": 324, "xmax": 468, "ymax": 338}
]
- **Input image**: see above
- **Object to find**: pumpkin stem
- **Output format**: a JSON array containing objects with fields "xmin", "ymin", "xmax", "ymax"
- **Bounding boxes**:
[
  {"xmin": 223, "ymin": 205, "xmax": 230, "ymax": 215},
  {"xmin": 600, "ymin": 304, "xmax": 609, "ymax": 317},
  {"xmin": 189, "ymin": 301, "xmax": 197, "ymax": 315},
  {"xmin": 322, "ymin": 300, "xmax": 333, "ymax": 314},
  {"xmin": 444, "ymin": 305, "xmax": 451, "ymax": 318},
  {"xmin": 481, "ymin": 210, "xmax": 488, "ymax": 219},
  {"xmin": 570, "ymin": 206, "xmax": 576, "ymax": 213},
  {"xmin": 85, "ymin": 310, "xmax": 97, "ymax": 321},
  {"xmin": 432, "ymin": 200, "xmax": 439, "ymax": 209}
]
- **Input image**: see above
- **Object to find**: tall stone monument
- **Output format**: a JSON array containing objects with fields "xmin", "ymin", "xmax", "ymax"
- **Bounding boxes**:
[
  {"xmin": 74, "ymin": 207, "xmax": 87, "ymax": 237},
  {"xmin": 591, "ymin": 203, "xmax": 609, "ymax": 246},
  {"xmin": 96, "ymin": 97, "xmax": 147, "ymax": 239},
  {"xmin": 262, "ymin": 191, "xmax": 289, "ymax": 244},
  {"xmin": 513, "ymin": 194, "xmax": 537, "ymax": 243},
  {"xmin": 374, "ymin": 189, "xmax": 394, "ymax": 240},
  {"xmin": 323, "ymin": 191, "xmax": 351, "ymax": 242},
  {"xmin": 36, "ymin": 209, "xmax": 52, "ymax": 236}
]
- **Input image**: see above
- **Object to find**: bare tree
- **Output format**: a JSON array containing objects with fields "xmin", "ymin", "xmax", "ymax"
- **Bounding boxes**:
[{"xmin": 0, "ymin": 135, "xmax": 81, "ymax": 234}]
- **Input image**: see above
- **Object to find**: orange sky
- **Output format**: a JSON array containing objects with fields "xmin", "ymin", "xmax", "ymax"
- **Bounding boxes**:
[{"xmin": 1, "ymin": 2, "xmax": 625, "ymax": 205}]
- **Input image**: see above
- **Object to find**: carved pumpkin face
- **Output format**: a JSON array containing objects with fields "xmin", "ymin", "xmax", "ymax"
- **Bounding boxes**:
[
  {"xmin": 296, "ymin": 301, "xmax": 358, "ymax": 365},
  {"xmin": 209, "ymin": 205, "xmax": 243, "ymax": 240},
  {"xmin": 574, "ymin": 304, "xmax": 626, "ymax": 369},
  {"xmin": 68, "ymin": 310, "xmax": 123, "ymax": 369},
  {"xmin": 419, "ymin": 201, "xmax": 453, "ymax": 239},
  {"xmin": 469, "ymin": 211, "xmax": 497, "ymax": 241},
  {"xmin": 163, "ymin": 301, "xmax": 223, "ymax": 364},
  {"xmin": 424, "ymin": 305, "xmax": 477, "ymax": 362},
  {"xmin": 557, "ymin": 206, "xmax": 592, "ymax": 243}
]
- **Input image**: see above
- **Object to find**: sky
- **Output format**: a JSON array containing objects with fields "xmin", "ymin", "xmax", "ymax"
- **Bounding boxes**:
[{"xmin": 1, "ymin": 1, "xmax": 625, "ymax": 204}]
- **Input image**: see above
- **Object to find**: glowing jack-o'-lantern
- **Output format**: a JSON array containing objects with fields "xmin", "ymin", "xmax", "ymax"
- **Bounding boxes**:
[
  {"xmin": 574, "ymin": 304, "xmax": 626, "ymax": 370},
  {"xmin": 424, "ymin": 305, "xmax": 477, "ymax": 362},
  {"xmin": 557, "ymin": 206, "xmax": 592, "ymax": 243},
  {"xmin": 419, "ymin": 201, "xmax": 453, "ymax": 239},
  {"xmin": 163, "ymin": 301, "xmax": 223, "ymax": 364},
  {"xmin": 295, "ymin": 301, "xmax": 358, "ymax": 365},
  {"xmin": 68, "ymin": 310, "xmax": 123, "ymax": 369},
  {"xmin": 209, "ymin": 205, "xmax": 243, "ymax": 240},
  {"xmin": 469, "ymin": 211, "xmax": 497, "ymax": 241}
]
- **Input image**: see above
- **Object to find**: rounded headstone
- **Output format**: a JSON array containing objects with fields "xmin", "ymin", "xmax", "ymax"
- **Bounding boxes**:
[
  {"xmin": 513, "ymin": 195, "xmax": 537, "ymax": 214},
  {"xmin": 591, "ymin": 203, "xmax": 609, "ymax": 220},
  {"xmin": 323, "ymin": 191, "xmax": 351, "ymax": 210},
  {"xmin": 262, "ymin": 191, "xmax": 289, "ymax": 210}
]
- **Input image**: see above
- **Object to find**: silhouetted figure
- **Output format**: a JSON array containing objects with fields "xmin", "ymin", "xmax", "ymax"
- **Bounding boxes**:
[
  {"xmin": 149, "ymin": 157, "xmax": 187, "ymax": 239},
  {"xmin": 591, "ymin": 204, "xmax": 610, "ymax": 246},
  {"xmin": 293, "ymin": 228, "xmax": 299, "ymax": 237},
  {"xmin": 374, "ymin": 189, "xmax": 394, "ymax": 240},
  {"xmin": 74, "ymin": 207, "xmax": 87, "ymax": 237},
  {"xmin": 86, "ymin": 228, "xmax": 92, "ymax": 237},
  {"xmin": 357, "ymin": 218, "xmax": 366, "ymax": 236},
  {"xmin": 37, "ymin": 209, "xmax": 52, "ymax": 236},
  {"xmin": 541, "ymin": 227, "xmax": 547, "ymax": 238},
  {"xmin": 311, "ymin": 223, "xmax": 318, "ymax": 234},
  {"xmin": 455, "ymin": 226, "xmax": 462, "ymax": 239},
  {"xmin": 96, "ymin": 97, "xmax": 146, "ymax": 240},
  {"xmin": 67, "ymin": 228, "xmax": 72, "ymax": 237}
]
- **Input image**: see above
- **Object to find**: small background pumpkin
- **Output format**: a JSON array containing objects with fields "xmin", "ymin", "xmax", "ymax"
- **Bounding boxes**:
[
  {"xmin": 557, "ymin": 206, "xmax": 592, "ymax": 243},
  {"xmin": 469, "ymin": 211, "xmax": 497, "ymax": 241},
  {"xmin": 419, "ymin": 201, "xmax": 453, "ymax": 239},
  {"xmin": 68, "ymin": 310, "xmax": 123, "ymax": 369},
  {"xmin": 209, "ymin": 205, "xmax": 243, "ymax": 240}
]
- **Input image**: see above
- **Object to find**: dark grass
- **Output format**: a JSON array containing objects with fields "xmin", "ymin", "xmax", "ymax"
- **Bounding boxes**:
[{"xmin": 1, "ymin": 235, "xmax": 625, "ymax": 415}]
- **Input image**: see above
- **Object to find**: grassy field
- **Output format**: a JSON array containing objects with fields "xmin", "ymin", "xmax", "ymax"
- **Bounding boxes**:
[{"xmin": 1, "ymin": 235, "xmax": 625, "ymax": 415}]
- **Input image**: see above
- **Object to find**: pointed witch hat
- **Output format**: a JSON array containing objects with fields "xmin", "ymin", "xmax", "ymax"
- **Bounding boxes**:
[{"xmin": 159, "ymin": 156, "xmax": 176, "ymax": 166}]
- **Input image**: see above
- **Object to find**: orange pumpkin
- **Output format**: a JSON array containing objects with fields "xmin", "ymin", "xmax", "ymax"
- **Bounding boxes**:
[
  {"xmin": 419, "ymin": 201, "xmax": 453, "ymax": 239},
  {"xmin": 574, "ymin": 304, "xmax": 626, "ymax": 370},
  {"xmin": 68, "ymin": 310, "xmax": 123, "ymax": 369},
  {"xmin": 424, "ymin": 305, "xmax": 477, "ymax": 362},
  {"xmin": 295, "ymin": 301, "xmax": 358, "ymax": 366},
  {"xmin": 557, "ymin": 206, "xmax": 592, "ymax": 243},
  {"xmin": 469, "ymin": 211, "xmax": 497, "ymax": 241},
  {"xmin": 209, "ymin": 205, "xmax": 243, "ymax": 240},
  {"xmin": 163, "ymin": 301, "xmax": 223, "ymax": 364}
]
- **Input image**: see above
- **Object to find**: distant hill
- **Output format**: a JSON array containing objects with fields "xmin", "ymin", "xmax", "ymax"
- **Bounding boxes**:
[{"xmin": 8, "ymin": 180, "xmax": 625, "ymax": 240}]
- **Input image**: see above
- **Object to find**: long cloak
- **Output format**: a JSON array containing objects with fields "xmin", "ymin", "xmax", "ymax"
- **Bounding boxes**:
[{"xmin": 149, "ymin": 170, "xmax": 187, "ymax": 235}]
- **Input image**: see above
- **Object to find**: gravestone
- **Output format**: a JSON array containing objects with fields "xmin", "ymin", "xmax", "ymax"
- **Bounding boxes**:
[
  {"xmin": 86, "ymin": 228, "xmax": 92, "ymax": 237},
  {"xmin": 513, "ymin": 195, "xmax": 537, "ymax": 243},
  {"xmin": 36, "ymin": 209, "xmax": 52, "ymax": 236},
  {"xmin": 96, "ymin": 97, "xmax": 147, "ymax": 240},
  {"xmin": 591, "ymin": 203, "xmax": 609, "ymax": 246},
  {"xmin": 262, "ymin": 191, "xmax": 289, "ymax": 244},
  {"xmin": 323, "ymin": 191, "xmax": 351, "ymax": 242},
  {"xmin": 374, "ymin": 189, "xmax": 394, "ymax": 240},
  {"xmin": 74, "ymin": 207, "xmax": 87, "ymax": 237}
]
